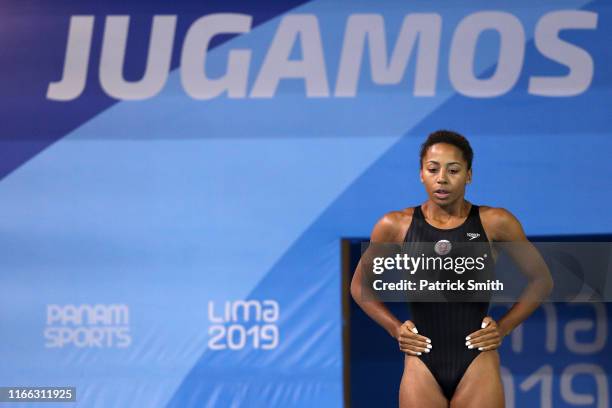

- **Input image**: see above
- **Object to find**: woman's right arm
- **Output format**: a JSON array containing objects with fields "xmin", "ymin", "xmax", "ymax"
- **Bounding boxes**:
[
  {"xmin": 350, "ymin": 214, "xmax": 404, "ymax": 339},
  {"xmin": 350, "ymin": 214, "xmax": 432, "ymax": 355}
]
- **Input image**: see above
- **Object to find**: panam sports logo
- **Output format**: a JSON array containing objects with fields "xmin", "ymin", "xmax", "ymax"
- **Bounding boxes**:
[
  {"xmin": 47, "ymin": 11, "xmax": 597, "ymax": 101},
  {"xmin": 44, "ymin": 304, "xmax": 131, "ymax": 348}
]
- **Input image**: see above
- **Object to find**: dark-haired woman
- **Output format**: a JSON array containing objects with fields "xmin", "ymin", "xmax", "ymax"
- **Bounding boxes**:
[{"xmin": 350, "ymin": 130, "xmax": 553, "ymax": 407}]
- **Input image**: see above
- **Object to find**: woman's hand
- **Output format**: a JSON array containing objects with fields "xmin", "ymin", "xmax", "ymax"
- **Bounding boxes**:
[
  {"xmin": 397, "ymin": 320, "xmax": 432, "ymax": 356},
  {"xmin": 465, "ymin": 316, "xmax": 504, "ymax": 351}
]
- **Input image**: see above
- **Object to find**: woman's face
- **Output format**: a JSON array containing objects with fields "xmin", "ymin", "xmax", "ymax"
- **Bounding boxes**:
[{"xmin": 420, "ymin": 143, "xmax": 472, "ymax": 206}]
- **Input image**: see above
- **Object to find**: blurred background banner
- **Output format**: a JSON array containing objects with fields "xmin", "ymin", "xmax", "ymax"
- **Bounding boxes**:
[{"xmin": 0, "ymin": 1, "xmax": 610, "ymax": 407}]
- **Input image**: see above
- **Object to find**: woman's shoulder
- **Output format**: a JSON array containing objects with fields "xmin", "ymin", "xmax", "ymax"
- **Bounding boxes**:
[
  {"xmin": 382, "ymin": 206, "xmax": 418, "ymax": 227},
  {"xmin": 478, "ymin": 205, "xmax": 525, "ymax": 241},
  {"xmin": 478, "ymin": 205, "xmax": 519, "ymax": 223},
  {"xmin": 371, "ymin": 207, "xmax": 416, "ymax": 242}
]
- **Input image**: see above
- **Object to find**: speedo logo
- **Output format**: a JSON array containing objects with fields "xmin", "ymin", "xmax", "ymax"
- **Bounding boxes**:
[{"xmin": 467, "ymin": 233, "xmax": 480, "ymax": 240}]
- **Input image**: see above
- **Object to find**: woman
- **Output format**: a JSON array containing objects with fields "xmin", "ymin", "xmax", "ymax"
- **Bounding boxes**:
[{"xmin": 350, "ymin": 130, "xmax": 553, "ymax": 407}]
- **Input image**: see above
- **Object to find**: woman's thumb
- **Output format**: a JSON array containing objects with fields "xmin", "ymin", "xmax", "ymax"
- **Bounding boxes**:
[
  {"xmin": 481, "ymin": 316, "xmax": 493, "ymax": 329},
  {"xmin": 403, "ymin": 320, "xmax": 418, "ymax": 334}
]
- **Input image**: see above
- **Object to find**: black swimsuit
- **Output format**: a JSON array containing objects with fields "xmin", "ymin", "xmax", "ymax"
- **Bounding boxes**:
[{"xmin": 403, "ymin": 203, "xmax": 494, "ymax": 400}]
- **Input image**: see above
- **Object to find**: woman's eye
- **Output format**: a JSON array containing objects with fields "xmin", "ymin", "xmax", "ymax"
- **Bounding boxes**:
[
  {"xmin": 428, "ymin": 169, "xmax": 438, "ymax": 173},
  {"xmin": 449, "ymin": 169, "xmax": 459, "ymax": 174}
]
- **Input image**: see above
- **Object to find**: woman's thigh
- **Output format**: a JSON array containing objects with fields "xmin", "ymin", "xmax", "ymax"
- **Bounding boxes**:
[
  {"xmin": 399, "ymin": 355, "xmax": 448, "ymax": 408},
  {"xmin": 450, "ymin": 350, "xmax": 504, "ymax": 408}
]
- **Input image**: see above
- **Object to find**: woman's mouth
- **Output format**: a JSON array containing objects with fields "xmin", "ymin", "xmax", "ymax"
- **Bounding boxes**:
[{"xmin": 434, "ymin": 189, "xmax": 450, "ymax": 199}]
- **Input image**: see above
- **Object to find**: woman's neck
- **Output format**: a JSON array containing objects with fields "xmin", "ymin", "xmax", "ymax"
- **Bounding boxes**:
[{"xmin": 423, "ymin": 199, "xmax": 469, "ymax": 222}]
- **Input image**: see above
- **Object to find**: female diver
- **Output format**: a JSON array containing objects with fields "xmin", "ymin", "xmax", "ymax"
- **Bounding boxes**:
[{"xmin": 350, "ymin": 130, "xmax": 553, "ymax": 407}]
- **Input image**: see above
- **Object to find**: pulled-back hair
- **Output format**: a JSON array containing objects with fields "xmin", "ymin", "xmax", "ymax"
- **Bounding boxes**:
[{"xmin": 420, "ymin": 130, "xmax": 473, "ymax": 169}]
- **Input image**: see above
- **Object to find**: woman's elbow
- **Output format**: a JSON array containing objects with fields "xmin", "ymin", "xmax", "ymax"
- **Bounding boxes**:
[
  {"xmin": 350, "ymin": 280, "xmax": 359, "ymax": 303},
  {"xmin": 542, "ymin": 274, "xmax": 554, "ymax": 297},
  {"xmin": 547, "ymin": 275, "xmax": 554, "ymax": 293}
]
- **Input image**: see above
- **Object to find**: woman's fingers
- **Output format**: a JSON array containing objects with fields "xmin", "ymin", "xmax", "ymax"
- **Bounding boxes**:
[
  {"xmin": 398, "ymin": 320, "xmax": 432, "ymax": 355},
  {"xmin": 399, "ymin": 337, "xmax": 429, "ymax": 346},
  {"xmin": 399, "ymin": 342, "xmax": 431, "ymax": 354},
  {"xmin": 402, "ymin": 348, "xmax": 422, "ymax": 356},
  {"xmin": 399, "ymin": 338, "xmax": 432, "ymax": 351},
  {"xmin": 400, "ymin": 326, "xmax": 430, "ymax": 341},
  {"xmin": 399, "ymin": 322, "xmax": 431, "ymax": 343},
  {"xmin": 399, "ymin": 343, "xmax": 431, "ymax": 355},
  {"xmin": 465, "ymin": 325, "xmax": 496, "ymax": 341},
  {"xmin": 468, "ymin": 337, "xmax": 501, "ymax": 350},
  {"xmin": 465, "ymin": 317, "xmax": 498, "ymax": 341},
  {"xmin": 400, "ymin": 332, "xmax": 431, "ymax": 344},
  {"xmin": 465, "ymin": 332, "xmax": 498, "ymax": 347},
  {"xmin": 476, "ymin": 343, "xmax": 501, "ymax": 351},
  {"xmin": 465, "ymin": 318, "xmax": 502, "ymax": 351},
  {"xmin": 399, "ymin": 334, "xmax": 431, "ymax": 350}
]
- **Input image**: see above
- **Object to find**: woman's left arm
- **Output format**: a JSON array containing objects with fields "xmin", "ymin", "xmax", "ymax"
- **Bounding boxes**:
[
  {"xmin": 486, "ymin": 208, "xmax": 554, "ymax": 338},
  {"xmin": 466, "ymin": 208, "xmax": 554, "ymax": 350}
]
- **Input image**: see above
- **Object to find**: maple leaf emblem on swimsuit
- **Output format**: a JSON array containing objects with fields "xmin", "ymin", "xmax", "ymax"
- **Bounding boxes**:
[{"xmin": 434, "ymin": 240, "xmax": 452, "ymax": 255}]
